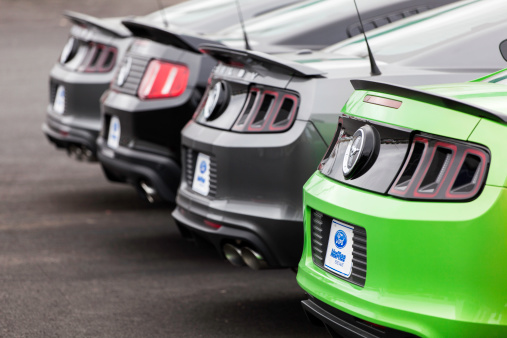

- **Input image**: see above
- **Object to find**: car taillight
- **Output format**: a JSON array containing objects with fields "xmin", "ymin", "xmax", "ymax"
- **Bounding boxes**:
[
  {"xmin": 80, "ymin": 42, "xmax": 117, "ymax": 73},
  {"xmin": 137, "ymin": 60, "xmax": 189, "ymax": 100},
  {"xmin": 232, "ymin": 86, "xmax": 299, "ymax": 133},
  {"xmin": 389, "ymin": 134, "xmax": 489, "ymax": 201},
  {"xmin": 60, "ymin": 38, "xmax": 117, "ymax": 73}
]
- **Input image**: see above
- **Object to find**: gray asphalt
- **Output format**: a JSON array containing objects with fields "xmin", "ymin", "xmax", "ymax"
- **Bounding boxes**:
[{"xmin": 0, "ymin": 1, "xmax": 328, "ymax": 337}]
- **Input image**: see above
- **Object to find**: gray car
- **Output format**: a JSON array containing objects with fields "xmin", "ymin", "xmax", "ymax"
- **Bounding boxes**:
[
  {"xmin": 97, "ymin": 0, "xmax": 456, "ymax": 204},
  {"xmin": 43, "ymin": 0, "xmax": 300, "ymax": 161},
  {"xmin": 172, "ymin": 0, "xmax": 507, "ymax": 270}
]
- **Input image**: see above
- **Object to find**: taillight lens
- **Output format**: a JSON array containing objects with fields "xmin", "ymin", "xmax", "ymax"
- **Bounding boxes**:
[
  {"xmin": 80, "ymin": 42, "xmax": 117, "ymax": 73},
  {"xmin": 231, "ymin": 86, "xmax": 298, "ymax": 132},
  {"xmin": 138, "ymin": 60, "xmax": 189, "ymax": 100},
  {"xmin": 389, "ymin": 134, "xmax": 489, "ymax": 201},
  {"xmin": 60, "ymin": 37, "xmax": 117, "ymax": 73}
]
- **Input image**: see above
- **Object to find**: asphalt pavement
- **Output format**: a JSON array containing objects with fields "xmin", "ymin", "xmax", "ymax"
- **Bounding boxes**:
[{"xmin": 0, "ymin": 1, "xmax": 327, "ymax": 337}]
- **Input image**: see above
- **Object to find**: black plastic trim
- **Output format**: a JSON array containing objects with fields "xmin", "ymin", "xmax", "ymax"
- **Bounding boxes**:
[
  {"xmin": 64, "ymin": 11, "xmax": 130, "ymax": 38},
  {"xmin": 302, "ymin": 297, "xmax": 419, "ymax": 338},
  {"xmin": 200, "ymin": 43, "xmax": 325, "ymax": 78},
  {"xmin": 122, "ymin": 20, "xmax": 219, "ymax": 54}
]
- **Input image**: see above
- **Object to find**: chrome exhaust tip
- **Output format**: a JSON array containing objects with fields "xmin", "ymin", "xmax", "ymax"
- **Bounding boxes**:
[
  {"xmin": 81, "ymin": 146, "xmax": 96, "ymax": 162},
  {"xmin": 139, "ymin": 181, "xmax": 158, "ymax": 204},
  {"xmin": 222, "ymin": 243, "xmax": 245, "ymax": 267},
  {"xmin": 240, "ymin": 247, "xmax": 268, "ymax": 270},
  {"xmin": 73, "ymin": 146, "xmax": 84, "ymax": 160},
  {"xmin": 66, "ymin": 145, "xmax": 77, "ymax": 159}
]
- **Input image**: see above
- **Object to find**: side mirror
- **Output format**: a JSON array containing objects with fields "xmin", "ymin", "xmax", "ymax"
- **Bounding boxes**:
[{"xmin": 499, "ymin": 39, "xmax": 507, "ymax": 62}]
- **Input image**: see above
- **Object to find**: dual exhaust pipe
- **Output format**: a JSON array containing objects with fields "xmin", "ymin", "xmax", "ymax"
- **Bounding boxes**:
[
  {"xmin": 222, "ymin": 243, "xmax": 268, "ymax": 270},
  {"xmin": 67, "ymin": 145, "xmax": 96, "ymax": 162},
  {"xmin": 139, "ymin": 180, "xmax": 159, "ymax": 204}
]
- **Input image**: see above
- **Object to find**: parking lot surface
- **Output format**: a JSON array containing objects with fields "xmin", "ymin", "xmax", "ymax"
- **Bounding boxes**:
[{"xmin": 0, "ymin": 1, "xmax": 327, "ymax": 336}]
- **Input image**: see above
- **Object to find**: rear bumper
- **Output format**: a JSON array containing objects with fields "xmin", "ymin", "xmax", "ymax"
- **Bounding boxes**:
[
  {"xmin": 42, "ymin": 115, "xmax": 98, "ymax": 157},
  {"xmin": 298, "ymin": 172, "xmax": 507, "ymax": 337},
  {"xmin": 173, "ymin": 120, "xmax": 328, "ymax": 268},
  {"xmin": 97, "ymin": 137, "xmax": 181, "ymax": 203},
  {"xmin": 172, "ymin": 197, "xmax": 302, "ymax": 268}
]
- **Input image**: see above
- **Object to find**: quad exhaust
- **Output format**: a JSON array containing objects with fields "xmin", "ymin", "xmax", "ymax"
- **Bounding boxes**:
[
  {"xmin": 222, "ymin": 243, "xmax": 268, "ymax": 270},
  {"xmin": 67, "ymin": 145, "xmax": 96, "ymax": 162}
]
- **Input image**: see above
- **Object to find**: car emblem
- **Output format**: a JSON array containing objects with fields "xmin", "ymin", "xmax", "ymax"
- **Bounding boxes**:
[
  {"xmin": 203, "ymin": 82, "xmax": 222, "ymax": 120},
  {"xmin": 201, "ymin": 81, "xmax": 230, "ymax": 121},
  {"xmin": 342, "ymin": 125, "xmax": 379, "ymax": 179},
  {"xmin": 116, "ymin": 57, "xmax": 132, "ymax": 87},
  {"xmin": 334, "ymin": 230, "xmax": 347, "ymax": 249}
]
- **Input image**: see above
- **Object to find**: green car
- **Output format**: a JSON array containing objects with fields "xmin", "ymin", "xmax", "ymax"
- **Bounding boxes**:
[{"xmin": 297, "ymin": 62, "xmax": 507, "ymax": 336}]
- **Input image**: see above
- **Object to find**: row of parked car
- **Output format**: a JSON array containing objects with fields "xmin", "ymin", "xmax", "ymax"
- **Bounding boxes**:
[{"xmin": 43, "ymin": 0, "xmax": 507, "ymax": 336}]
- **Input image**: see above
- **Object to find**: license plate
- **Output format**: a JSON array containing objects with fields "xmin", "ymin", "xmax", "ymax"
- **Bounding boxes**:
[
  {"xmin": 107, "ymin": 116, "xmax": 121, "ymax": 149},
  {"xmin": 53, "ymin": 85, "xmax": 65, "ymax": 114},
  {"xmin": 324, "ymin": 220, "xmax": 354, "ymax": 278},
  {"xmin": 192, "ymin": 153, "xmax": 211, "ymax": 196}
]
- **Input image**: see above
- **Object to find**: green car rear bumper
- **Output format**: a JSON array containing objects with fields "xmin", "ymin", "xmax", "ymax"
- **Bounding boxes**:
[{"xmin": 298, "ymin": 172, "xmax": 507, "ymax": 337}]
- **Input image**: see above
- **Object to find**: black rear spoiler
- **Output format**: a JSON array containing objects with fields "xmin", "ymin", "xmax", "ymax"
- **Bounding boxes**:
[
  {"xmin": 200, "ymin": 44, "xmax": 325, "ymax": 78},
  {"xmin": 352, "ymin": 79, "xmax": 507, "ymax": 124},
  {"xmin": 64, "ymin": 11, "xmax": 130, "ymax": 38},
  {"xmin": 122, "ymin": 20, "xmax": 220, "ymax": 54}
]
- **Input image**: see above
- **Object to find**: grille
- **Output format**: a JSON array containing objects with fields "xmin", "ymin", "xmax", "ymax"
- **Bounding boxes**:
[
  {"xmin": 184, "ymin": 147, "xmax": 217, "ymax": 197},
  {"xmin": 311, "ymin": 209, "xmax": 367, "ymax": 287},
  {"xmin": 111, "ymin": 54, "xmax": 151, "ymax": 96}
]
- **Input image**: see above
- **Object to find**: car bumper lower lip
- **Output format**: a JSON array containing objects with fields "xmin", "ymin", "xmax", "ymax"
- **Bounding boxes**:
[
  {"xmin": 96, "ymin": 138, "xmax": 181, "ymax": 203},
  {"xmin": 298, "ymin": 172, "xmax": 507, "ymax": 337},
  {"xmin": 301, "ymin": 297, "xmax": 417, "ymax": 338},
  {"xmin": 42, "ymin": 118, "xmax": 98, "ymax": 156},
  {"xmin": 172, "ymin": 189, "xmax": 303, "ymax": 268}
]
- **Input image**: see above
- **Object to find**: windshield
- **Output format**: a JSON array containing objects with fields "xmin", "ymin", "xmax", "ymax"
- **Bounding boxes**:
[
  {"xmin": 146, "ymin": 0, "xmax": 255, "ymax": 27},
  {"xmin": 325, "ymin": 0, "xmax": 507, "ymax": 62}
]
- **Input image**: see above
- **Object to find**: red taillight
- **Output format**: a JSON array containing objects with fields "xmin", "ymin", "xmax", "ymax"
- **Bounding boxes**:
[
  {"xmin": 64, "ymin": 40, "xmax": 117, "ymax": 73},
  {"xmin": 231, "ymin": 86, "xmax": 298, "ymax": 133},
  {"xmin": 389, "ymin": 134, "xmax": 489, "ymax": 201},
  {"xmin": 137, "ymin": 60, "xmax": 189, "ymax": 100}
]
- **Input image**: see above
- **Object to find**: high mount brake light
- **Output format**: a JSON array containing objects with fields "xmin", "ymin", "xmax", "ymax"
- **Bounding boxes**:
[
  {"xmin": 138, "ymin": 60, "xmax": 189, "ymax": 100},
  {"xmin": 232, "ymin": 86, "xmax": 298, "ymax": 133},
  {"xmin": 389, "ymin": 134, "xmax": 489, "ymax": 201},
  {"xmin": 60, "ymin": 38, "xmax": 117, "ymax": 73}
]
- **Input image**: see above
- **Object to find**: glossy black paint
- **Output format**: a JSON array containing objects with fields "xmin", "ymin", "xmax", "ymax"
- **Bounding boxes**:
[{"xmin": 319, "ymin": 115, "xmax": 412, "ymax": 194}]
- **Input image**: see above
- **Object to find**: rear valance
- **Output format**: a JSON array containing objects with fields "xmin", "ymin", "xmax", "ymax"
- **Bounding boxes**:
[
  {"xmin": 352, "ymin": 80, "xmax": 507, "ymax": 124},
  {"xmin": 200, "ymin": 43, "xmax": 325, "ymax": 78}
]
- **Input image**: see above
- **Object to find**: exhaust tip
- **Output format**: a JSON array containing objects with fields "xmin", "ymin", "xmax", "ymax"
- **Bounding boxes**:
[
  {"xmin": 241, "ymin": 247, "xmax": 267, "ymax": 270},
  {"xmin": 66, "ymin": 145, "xmax": 96, "ymax": 162},
  {"xmin": 139, "ymin": 181, "xmax": 158, "ymax": 204},
  {"xmin": 223, "ymin": 243, "xmax": 245, "ymax": 267}
]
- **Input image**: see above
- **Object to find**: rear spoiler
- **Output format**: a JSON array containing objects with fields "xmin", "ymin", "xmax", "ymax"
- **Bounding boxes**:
[
  {"xmin": 200, "ymin": 44, "xmax": 325, "ymax": 78},
  {"xmin": 64, "ymin": 11, "xmax": 131, "ymax": 38},
  {"xmin": 351, "ymin": 79, "xmax": 507, "ymax": 124},
  {"xmin": 122, "ymin": 20, "xmax": 219, "ymax": 54}
]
